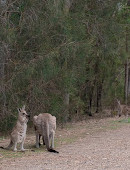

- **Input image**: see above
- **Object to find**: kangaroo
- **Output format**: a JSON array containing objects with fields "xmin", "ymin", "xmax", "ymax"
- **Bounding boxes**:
[
  {"xmin": 33, "ymin": 113, "xmax": 59, "ymax": 153},
  {"xmin": 0, "ymin": 105, "xmax": 30, "ymax": 151},
  {"xmin": 116, "ymin": 99, "xmax": 130, "ymax": 117}
]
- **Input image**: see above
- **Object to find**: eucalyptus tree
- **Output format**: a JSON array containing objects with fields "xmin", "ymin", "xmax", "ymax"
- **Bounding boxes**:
[{"xmin": 0, "ymin": 0, "xmax": 129, "ymax": 132}]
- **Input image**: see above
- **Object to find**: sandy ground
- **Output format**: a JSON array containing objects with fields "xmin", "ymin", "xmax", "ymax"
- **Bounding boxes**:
[{"xmin": 0, "ymin": 117, "xmax": 130, "ymax": 170}]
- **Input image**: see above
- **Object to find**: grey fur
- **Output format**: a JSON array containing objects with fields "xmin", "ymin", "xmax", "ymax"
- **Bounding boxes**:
[
  {"xmin": 33, "ymin": 113, "xmax": 59, "ymax": 153},
  {"xmin": 117, "ymin": 99, "xmax": 130, "ymax": 117},
  {"xmin": 0, "ymin": 106, "xmax": 29, "ymax": 151}
]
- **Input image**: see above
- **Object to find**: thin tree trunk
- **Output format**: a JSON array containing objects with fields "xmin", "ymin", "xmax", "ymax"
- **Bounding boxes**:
[
  {"xmin": 96, "ymin": 86, "xmax": 99, "ymax": 113},
  {"xmin": 124, "ymin": 61, "xmax": 129, "ymax": 104},
  {"xmin": 96, "ymin": 80, "xmax": 103, "ymax": 113},
  {"xmin": 89, "ymin": 96, "xmax": 92, "ymax": 116},
  {"xmin": 63, "ymin": 91, "xmax": 70, "ymax": 122},
  {"xmin": 0, "ymin": 0, "xmax": 7, "ymax": 117},
  {"xmin": 128, "ymin": 68, "xmax": 130, "ymax": 96},
  {"xmin": 124, "ymin": 26, "xmax": 129, "ymax": 104},
  {"xmin": 64, "ymin": 0, "xmax": 73, "ymax": 14},
  {"xmin": 0, "ymin": 44, "xmax": 6, "ymax": 117},
  {"xmin": 88, "ymin": 83, "xmax": 95, "ymax": 116}
]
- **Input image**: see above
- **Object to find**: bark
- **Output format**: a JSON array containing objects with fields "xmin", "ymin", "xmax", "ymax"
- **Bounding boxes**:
[
  {"xmin": 124, "ymin": 61, "xmax": 129, "ymax": 105},
  {"xmin": 96, "ymin": 82, "xmax": 103, "ymax": 113},
  {"xmin": 85, "ymin": 81, "xmax": 95, "ymax": 116},
  {"xmin": 128, "ymin": 68, "xmax": 130, "ymax": 96},
  {"xmin": 0, "ymin": 0, "xmax": 9, "ymax": 117},
  {"xmin": 63, "ymin": 91, "xmax": 70, "ymax": 122},
  {"xmin": 0, "ymin": 0, "xmax": 6, "ymax": 6},
  {"xmin": 127, "ymin": 0, "xmax": 130, "ymax": 6},
  {"xmin": 64, "ymin": 0, "xmax": 73, "ymax": 14},
  {"xmin": 88, "ymin": 95, "xmax": 93, "ymax": 116},
  {"xmin": 0, "ymin": 43, "xmax": 6, "ymax": 116},
  {"xmin": 64, "ymin": 92, "xmax": 70, "ymax": 106},
  {"xmin": 124, "ymin": 26, "xmax": 129, "ymax": 104}
]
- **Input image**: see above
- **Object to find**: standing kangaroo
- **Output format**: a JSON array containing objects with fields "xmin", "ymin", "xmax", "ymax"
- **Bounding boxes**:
[
  {"xmin": 116, "ymin": 99, "xmax": 130, "ymax": 117},
  {"xmin": 33, "ymin": 113, "xmax": 59, "ymax": 153},
  {"xmin": 0, "ymin": 105, "xmax": 30, "ymax": 151}
]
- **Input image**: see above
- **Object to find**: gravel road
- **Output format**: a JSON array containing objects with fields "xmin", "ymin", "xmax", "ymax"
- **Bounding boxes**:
[{"xmin": 1, "ymin": 117, "xmax": 130, "ymax": 170}]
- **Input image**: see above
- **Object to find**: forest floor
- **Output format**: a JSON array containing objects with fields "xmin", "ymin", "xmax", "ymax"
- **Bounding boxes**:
[{"xmin": 0, "ymin": 116, "xmax": 130, "ymax": 170}]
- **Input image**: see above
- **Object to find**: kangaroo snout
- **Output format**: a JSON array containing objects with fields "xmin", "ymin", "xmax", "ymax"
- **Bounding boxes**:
[{"xmin": 27, "ymin": 114, "xmax": 30, "ymax": 118}]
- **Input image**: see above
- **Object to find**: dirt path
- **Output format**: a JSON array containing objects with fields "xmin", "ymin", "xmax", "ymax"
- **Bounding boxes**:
[{"xmin": 1, "ymin": 117, "xmax": 130, "ymax": 170}]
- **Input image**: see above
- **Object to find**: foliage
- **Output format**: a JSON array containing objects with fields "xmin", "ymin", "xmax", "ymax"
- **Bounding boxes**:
[{"xmin": 0, "ymin": 0, "xmax": 129, "ymax": 131}]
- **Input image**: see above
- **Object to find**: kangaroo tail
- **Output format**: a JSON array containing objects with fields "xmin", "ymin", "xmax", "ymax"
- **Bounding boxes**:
[
  {"xmin": 0, "ymin": 146, "xmax": 5, "ymax": 149},
  {"xmin": 42, "ymin": 121, "xmax": 59, "ymax": 154},
  {"xmin": 48, "ymin": 148, "xmax": 59, "ymax": 153}
]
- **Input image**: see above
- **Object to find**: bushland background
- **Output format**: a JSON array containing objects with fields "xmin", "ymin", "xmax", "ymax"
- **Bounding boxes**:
[{"xmin": 0, "ymin": 0, "xmax": 130, "ymax": 133}]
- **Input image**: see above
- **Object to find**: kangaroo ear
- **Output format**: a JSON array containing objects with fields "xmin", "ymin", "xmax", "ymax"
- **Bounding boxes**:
[
  {"xmin": 116, "ymin": 99, "xmax": 119, "ymax": 103},
  {"xmin": 22, "ymin": 105, "xmax": 25, "ymax": 110},
  {"xmin": 18, "ymin": 108, "xmax": 22, "ymax": 113}
]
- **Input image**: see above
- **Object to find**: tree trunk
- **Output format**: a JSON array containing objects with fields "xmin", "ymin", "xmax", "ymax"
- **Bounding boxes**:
[
  {"xmin": 0, "ymin": 0, "xmax": 7, "ymax": 117},
  {"xmin": 96, "ymin": 78, "xmax": 104, "ymax": 113},
  {"xmin": 124, "ymin": 60, "xmax": 129, "ymax": 105},
  {"xmin": 64, "ymin": 92, "xmax": 70, "ymax": 105},
  {"xmin": 88, "ymin": 95, "xmax": 93, "ymax": 116},
  {"xmin": 128, "ymin": 68, "xmax": 130, "ymax": 96},
  {"xmin": 96, "ymin": 86, "xmax": 99, "ymax": 113},
  {"xmin": 0, "ymin": 0, "xmax": 6, "ymax": 6},
  {"xmin": 124, "ymin": 26, "xmax": 129, "ymax": 104},
  {"xmin": 63, "ymin": 91, "xmax": 70, "ymax": 122},
  {"xmin": 0, "ymin": 43, "xmax": 6, "ymax": 117},
  {"xmin": 87, "ymin": 83, "xmax": 95, "ymax": 116},
  {"xmin": 64, "ymin": 0, "xmax": 73, "ymax": 14}
]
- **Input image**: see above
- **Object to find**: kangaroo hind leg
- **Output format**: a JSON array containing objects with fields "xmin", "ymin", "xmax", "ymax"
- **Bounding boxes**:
[
  {"xmin": 50, "ymin": 130, "xmax": 55, "ymax": 149},
  {"xmin": 13, "ymin": 142, "xmax": 18, "ymax": 152}
]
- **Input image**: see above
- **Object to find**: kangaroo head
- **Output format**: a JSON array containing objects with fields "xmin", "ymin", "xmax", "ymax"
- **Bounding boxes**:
[
  {"xmin": 116, "ymin": 99, "xmax": 120, "ymax": 105},
  {"xmin": 33, "ymin": 115, "xmax": 38, "ymax": 126},
  {"xmin": 17, "ymin": 105, "xmax": 30, "ymax": 123}
]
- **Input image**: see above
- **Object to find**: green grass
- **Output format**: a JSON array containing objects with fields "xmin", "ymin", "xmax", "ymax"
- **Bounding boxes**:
[
  {"xmin": 109, "ymin": 118, "xmax": 130, "ymax": 130},
  {"xmin": 0, "ymin": 149, "xmax": 25, "ymax": 159},
  {"xmin": 112, "ymin": 117, "xmax": 130, "ymax": 124},
  {"xmin": 127, "ymin": 118, "xmax": 130, "ymax": 123},
  {"xmin": 0, "ymin": 136, "xmax": 5, "ymax": 141}
]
